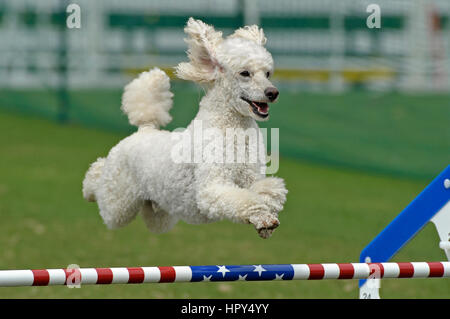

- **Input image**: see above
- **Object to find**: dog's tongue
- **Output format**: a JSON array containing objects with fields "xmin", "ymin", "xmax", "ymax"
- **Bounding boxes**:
[{"xmin": 253, "ymin": 101, "xmax": 269, "ymax": 114}]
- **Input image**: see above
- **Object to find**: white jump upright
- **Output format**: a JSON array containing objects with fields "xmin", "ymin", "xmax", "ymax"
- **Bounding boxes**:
[{"xmin": 359, "ymin": 165, "xmax": 450, "ymax": 299}]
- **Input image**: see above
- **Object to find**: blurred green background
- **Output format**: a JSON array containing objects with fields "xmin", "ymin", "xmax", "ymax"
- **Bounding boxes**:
[{"xmin": 0, "ymin": 0, "xmax": 449, "ymax": 298}]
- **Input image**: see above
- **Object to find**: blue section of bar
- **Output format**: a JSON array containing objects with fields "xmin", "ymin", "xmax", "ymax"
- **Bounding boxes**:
[{"xmin": 190, "ymin": 264, "xmax": 294, "ymax": 282}]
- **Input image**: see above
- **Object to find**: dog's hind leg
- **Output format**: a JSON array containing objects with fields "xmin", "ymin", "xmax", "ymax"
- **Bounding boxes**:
[
  {"xmin": 140, "ymin": 200, "xmax": 178, "ymax": 233},
  {"xmin": 82, "ymin": 157, "xmax": 106, "ymax": 202},
  {"xmin": 96, "ymin": 191, "xmax": 142, "ymax": 229},
  {"xmin": 94, "ymin": 166, "xmax": 143, "ymax": 229}
]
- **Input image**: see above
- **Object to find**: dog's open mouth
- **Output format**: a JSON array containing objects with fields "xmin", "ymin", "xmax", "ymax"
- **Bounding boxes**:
[{"xmin": 241, "ymin": 97, "xmax": 269, "ymax": 118}]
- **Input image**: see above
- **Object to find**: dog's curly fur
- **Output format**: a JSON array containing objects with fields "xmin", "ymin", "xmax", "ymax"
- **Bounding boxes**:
[{"xmin": 83, "ymin": 18, "xmax": 288, "ymax": 238}]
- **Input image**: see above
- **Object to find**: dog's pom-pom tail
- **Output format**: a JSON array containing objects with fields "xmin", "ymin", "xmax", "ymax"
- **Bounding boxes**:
[
  {"xmin": 121, "ymin": 68, "xmax": 174, "ymax": 128},
  {"xmin": 82, "ymin": 157, "xmax": 106, "ymax": 202}
]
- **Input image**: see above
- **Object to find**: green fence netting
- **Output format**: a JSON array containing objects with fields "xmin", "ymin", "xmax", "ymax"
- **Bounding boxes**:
[{"xmin": 0, "ymin": 84, "xmax": 448, "ymax": 180}]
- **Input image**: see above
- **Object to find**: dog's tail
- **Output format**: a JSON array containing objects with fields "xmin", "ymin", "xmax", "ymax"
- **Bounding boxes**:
[
  {"xmin": 82, "ymin": 157, "xmax": 106, "ymax": 202},
  {"xmin": 121, "ymin": 68, "xmax": 173, "ymax": 129}
]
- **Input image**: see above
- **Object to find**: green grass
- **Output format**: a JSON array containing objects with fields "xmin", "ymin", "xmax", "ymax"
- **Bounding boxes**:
[
  {"xmin": 0, "ymin": 87, "xmax": 448, "ymax": 179},
  {"xmin": 0, "ymin": 112, "xmax": 448, "ymax": 298}
]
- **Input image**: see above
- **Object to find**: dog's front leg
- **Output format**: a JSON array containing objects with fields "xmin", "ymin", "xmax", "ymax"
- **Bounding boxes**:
[
  {"xmin": 250, "ymin": 177, "xmax": 288, "ymax": 217},
  {"xmin": 197, "ymin": 182, "xmax": 279, "ymax": 239}
]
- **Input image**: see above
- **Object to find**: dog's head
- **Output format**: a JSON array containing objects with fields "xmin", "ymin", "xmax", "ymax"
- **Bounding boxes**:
[{"xmin": 175, "ymin": 18, "xmax": 278, "ymax": 121}]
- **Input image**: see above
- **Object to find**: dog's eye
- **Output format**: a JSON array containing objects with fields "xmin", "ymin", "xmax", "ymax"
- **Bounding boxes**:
[
  {"xmin": 266, "ymin": 71, "xmax": 270, "ymax": 78},
  {"xmin": 240, "ymin": 71, "xmax": 250, "ymax": 77}
]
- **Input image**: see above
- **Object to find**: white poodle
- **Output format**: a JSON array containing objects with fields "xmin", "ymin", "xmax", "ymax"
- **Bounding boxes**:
[{"xmin": 83, "ymin": 18, "xmax": 288, "ymax": 239}]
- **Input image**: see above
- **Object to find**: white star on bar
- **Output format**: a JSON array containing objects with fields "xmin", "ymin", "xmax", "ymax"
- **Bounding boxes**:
[
  {"xmin": 203, "ymin": 275, "xmax": 212, "ymax": 281},
  {"xmin": 217, "ymin": 265, "xmax": 230, "ymax": 277},
  {"xmin": 253, "ymin": 265, "xmax": 266, "ymax": 276},
  {"xmin": 238, "ymin": 274, "xmax": 248, "ymax": 281},
  {"xmin": 275, "ymin": 273, "xmax": 284, "ymax": 280}
]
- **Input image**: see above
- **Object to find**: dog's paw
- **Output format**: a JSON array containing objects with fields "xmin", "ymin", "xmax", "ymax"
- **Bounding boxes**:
[
  {"xmin": 248, "ymin": 212, "xmax": 280, "ymax": 239},
  {"xmin": 257, "ymin": 227, "xmax": 276, "ymax": 239}
]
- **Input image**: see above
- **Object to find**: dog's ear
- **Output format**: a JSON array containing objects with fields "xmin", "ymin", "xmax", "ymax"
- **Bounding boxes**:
[
  {"xmin": 175, "ymin": 18, "xmax": 223, "ymax": 83},
  {"xmin": 228, "ymin": 25, "xmax": 266, "ymax": 46}
]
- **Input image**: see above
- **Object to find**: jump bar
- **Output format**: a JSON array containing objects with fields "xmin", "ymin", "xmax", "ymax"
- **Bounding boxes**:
[{"xmin": 0, "ymin": 262, "xmax": 449, "ymax": 287}]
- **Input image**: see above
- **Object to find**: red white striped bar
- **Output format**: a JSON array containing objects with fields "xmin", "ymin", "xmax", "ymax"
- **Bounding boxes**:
[
  {"xmin": 292, "ymin": 262, "xmax": 450, "ymax": 279},
  {"xmin": 0, "ymin": 262, "xmax": 448, "ymax": 287}
]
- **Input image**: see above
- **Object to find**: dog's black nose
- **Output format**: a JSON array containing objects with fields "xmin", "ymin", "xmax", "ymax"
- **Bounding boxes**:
[{"xmin": 265, "ymin": 87, "xmax": 279, "ymax": 102}]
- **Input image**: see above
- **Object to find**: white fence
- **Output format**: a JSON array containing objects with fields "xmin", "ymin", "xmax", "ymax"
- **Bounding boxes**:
[{"xmin": 0, "ymin": 0, "xmax": 449, "ymax": 91}]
